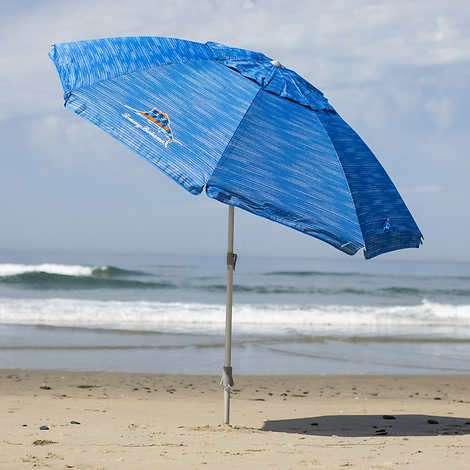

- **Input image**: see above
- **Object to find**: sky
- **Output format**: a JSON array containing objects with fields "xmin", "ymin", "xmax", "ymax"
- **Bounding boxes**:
[{"xmin": 1, "ymin": 0, "xmax": 469, "ymax": 262}]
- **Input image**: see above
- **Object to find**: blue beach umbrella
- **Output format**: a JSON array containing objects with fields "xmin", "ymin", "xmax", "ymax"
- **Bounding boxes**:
[{"xmin": 49, "ymin": 36, "xmax": 422, "ymax": 424}]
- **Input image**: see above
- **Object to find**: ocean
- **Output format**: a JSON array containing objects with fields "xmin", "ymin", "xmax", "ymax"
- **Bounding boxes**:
[{"xmin": 0, "ymin": 251, "xmax": 469, "ymax": 375}]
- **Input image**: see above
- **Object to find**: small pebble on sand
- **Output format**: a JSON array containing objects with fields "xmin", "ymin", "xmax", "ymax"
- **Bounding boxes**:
[{"xmin": 33, "ymin": 439, "xmax": 57, "ymax": 446}]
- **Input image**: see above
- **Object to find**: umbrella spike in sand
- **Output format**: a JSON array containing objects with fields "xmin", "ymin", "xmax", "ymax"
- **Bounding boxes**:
[{"xmin": 49, "ymin": 36, "xmax": 423, "ymax": 425}]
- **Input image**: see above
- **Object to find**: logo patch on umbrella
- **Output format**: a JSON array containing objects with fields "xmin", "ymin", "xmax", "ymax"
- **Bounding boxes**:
[{"xmin": 122, "ymin": 105, "xmax": 182, "ymax": 147}]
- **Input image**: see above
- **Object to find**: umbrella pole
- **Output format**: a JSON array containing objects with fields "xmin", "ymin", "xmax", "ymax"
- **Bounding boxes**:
[{"xmin": 223, "ymin": 205, "xmax": 236, "ymax": 425}]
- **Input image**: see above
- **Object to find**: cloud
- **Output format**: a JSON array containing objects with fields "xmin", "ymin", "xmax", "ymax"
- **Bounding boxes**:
[
  {"xmin": 0, "ymin": 2, "xmax": 468, "ymax": 116},
  {"xmin": 0, "ymin": 0, "xmax": 469, "ymax": 258},
  {"xmin": 404, "ymin": 185, "xmax": 444, "ymax": 194}
]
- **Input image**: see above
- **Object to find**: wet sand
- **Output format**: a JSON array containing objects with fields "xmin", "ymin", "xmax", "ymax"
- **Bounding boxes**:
[{"xmin": 1, "ymin": 370, "xmax": 470, "ymax": 469}]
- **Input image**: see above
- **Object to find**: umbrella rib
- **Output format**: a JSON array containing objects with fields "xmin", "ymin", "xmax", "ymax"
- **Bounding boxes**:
[
  {"xmin": 60, "ymin": 56, "xmax": 214, "ymax": 103},
  {"xmin": 206, "ymin": 86, "xmax": 263, "ymax": 187},
  {"xmin": 314, "ymin": 115, "xmax": 365, "ymax": 249}
]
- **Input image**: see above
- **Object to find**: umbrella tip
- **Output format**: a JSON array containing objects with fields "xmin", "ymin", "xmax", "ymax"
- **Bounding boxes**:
[{"xmin": 270, "ymin": 59, "xmax": 282, "ymax": 68}]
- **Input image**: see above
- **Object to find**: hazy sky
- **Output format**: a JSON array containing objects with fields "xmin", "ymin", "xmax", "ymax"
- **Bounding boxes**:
[{"xmin": 1, "ymin": 1, "xmax": 469, "ymax": 261}]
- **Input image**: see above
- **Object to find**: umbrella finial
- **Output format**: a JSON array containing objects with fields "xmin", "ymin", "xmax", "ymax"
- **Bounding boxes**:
[{"xmin": 270, "ymin": 59, "xmax": 282, "ymax": 68}]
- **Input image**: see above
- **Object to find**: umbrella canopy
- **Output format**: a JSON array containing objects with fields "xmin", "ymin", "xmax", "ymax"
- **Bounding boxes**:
[
  {"xmin": 49, "ymin": 37, "xmax": 422, "ymax": 259},
  {"xmin": 49, "ymin": 36, "xmax": 423, "ymax": 424}
]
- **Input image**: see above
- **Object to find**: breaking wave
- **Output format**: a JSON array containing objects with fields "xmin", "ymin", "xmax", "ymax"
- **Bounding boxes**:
[
  {"xmin": 266, "ymin": 270, "xmax": 361, "ymax": 277},
  {"xmin": 0, "ymin": 263, "xmax": 148, "ymax": 278},
  {"xmin": 266, "ymin": 270, "xmax": 470, "ymax": 281},
  {"xmin": 0, "ymin": 298, "xmax": 469, "ymax": 336},
  {"xmin": 205, "ymin": 284, "xmax": 470, "ymax": 297},
  {"xmin": 0, "ymin": 265, "xmax": 468, "ymax": 298},
  {"xmin": 0, "ymin": 272, "xmax": 175, "ymax": 290},
  {"xmin": 0, "ymin": 264, "xmax": 164, "ymax": 290}
]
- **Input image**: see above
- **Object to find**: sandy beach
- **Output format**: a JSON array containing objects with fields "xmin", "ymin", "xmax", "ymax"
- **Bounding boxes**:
[{"xmin": 1, "ymin": 370, "xmax": 470, "ymax": 469}]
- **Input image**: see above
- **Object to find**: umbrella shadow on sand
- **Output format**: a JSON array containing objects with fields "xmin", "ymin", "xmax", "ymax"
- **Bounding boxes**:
[{"xmin": 262, "ymin": 415, "xmax": 470, "ymax": 437}]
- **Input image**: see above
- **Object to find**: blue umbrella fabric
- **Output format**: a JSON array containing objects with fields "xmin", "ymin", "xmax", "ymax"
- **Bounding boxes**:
[{"xmin": 49, "ymin": 37, "xmax": 422, "ymax": 259}]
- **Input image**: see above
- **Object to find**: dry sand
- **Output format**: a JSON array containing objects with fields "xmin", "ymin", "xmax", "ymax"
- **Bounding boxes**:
[{"xmin": 1, "ymin": 370, "xmax": 470, "ymax": 469}]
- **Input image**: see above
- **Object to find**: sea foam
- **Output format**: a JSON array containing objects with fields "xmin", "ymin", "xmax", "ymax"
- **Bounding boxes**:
[
  {"xmin": 0, "ymin": 298, "xmax": 469, "ymax": 336},
  {"xmin": 0, "ymin": 264, "xmax": 98, "ymax": 277}
]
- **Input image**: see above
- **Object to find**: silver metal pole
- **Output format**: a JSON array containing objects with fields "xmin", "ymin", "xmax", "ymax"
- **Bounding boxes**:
[{"xmin": 223, "ymin": 205, "xmax": 236, "ymax": 425}]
